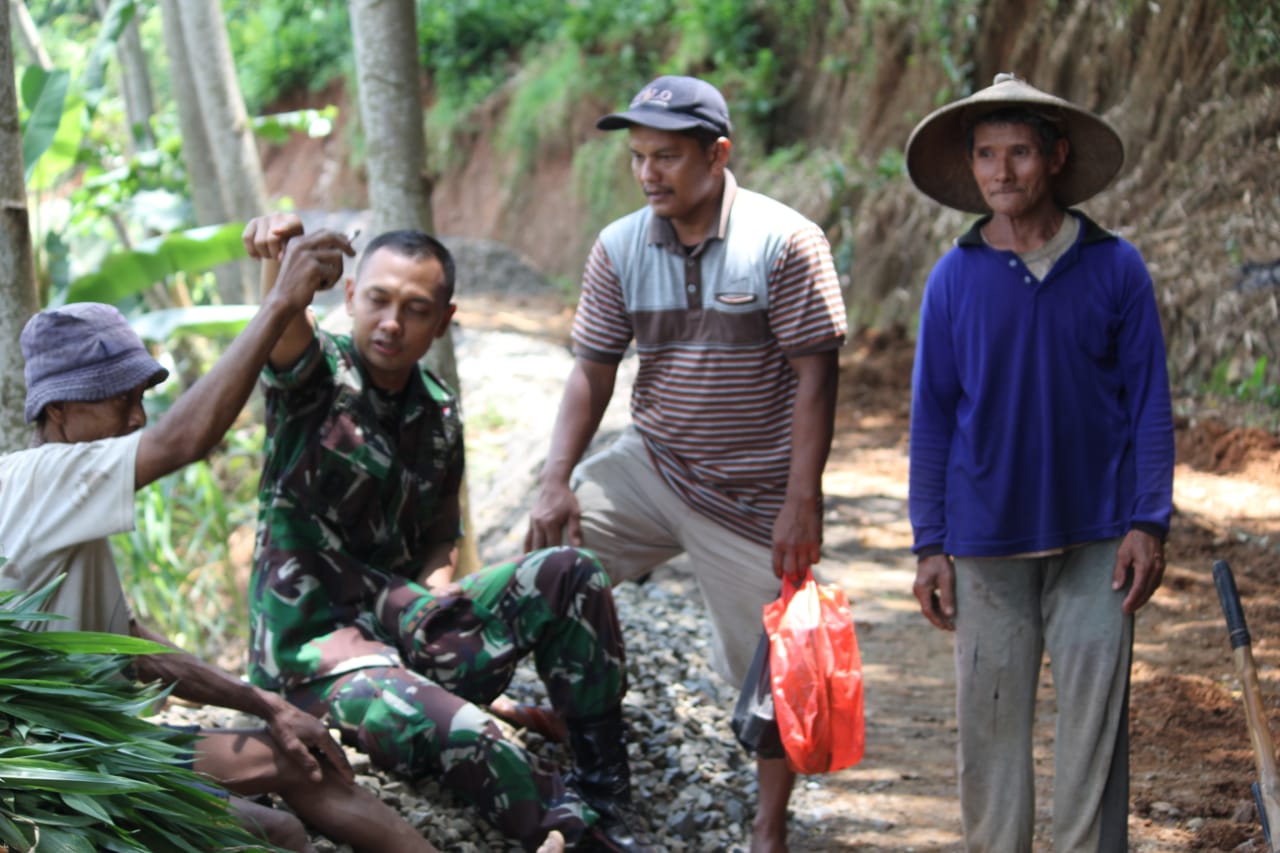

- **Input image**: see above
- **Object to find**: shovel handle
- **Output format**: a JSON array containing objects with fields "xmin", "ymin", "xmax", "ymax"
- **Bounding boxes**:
[
  {"xmin": 1214, "ymin": 559, "xmax": 1280, "ymax": 852},
  {"xmin": 1215, "ymin": 559, "xmax": 1252, "ymax": 650}
]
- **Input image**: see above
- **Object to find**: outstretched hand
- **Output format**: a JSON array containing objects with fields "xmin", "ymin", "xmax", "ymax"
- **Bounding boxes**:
[{"xmin": 263, "ymin": 697, "xmax": 354, "ymax": 785}]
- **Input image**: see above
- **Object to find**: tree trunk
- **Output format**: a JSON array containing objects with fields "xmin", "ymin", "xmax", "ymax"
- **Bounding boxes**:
[
  {"xmin": 9, "ymin": 0, "xmax": 50, "ymax": 70},
  {"xmin": 0, "ymin": 0, "xmax": 41, "ymax": 451},
  {"xmin": 350, "ymin": 0, "xmax": 479, "ymax": 574},
  {"xmin": 158, "ymin": 0, "xmax": 254, "ymax": 304},
  {"xmin": 97, "ymin": 0, "xmax": 155, "ymax": 151},
  {"xmin": 350, "ymin": 0, "xmax": 433, "ymax": 236}
]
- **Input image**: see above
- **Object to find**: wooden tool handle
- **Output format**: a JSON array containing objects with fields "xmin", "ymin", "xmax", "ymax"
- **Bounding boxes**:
[
  {"xmin": 1216, "ymin": 559, "xmax": 1253, "ymax": 650},
  {"xmin": 1215, "ymin": 560, "xmax": 1280, "ymax": 852}
]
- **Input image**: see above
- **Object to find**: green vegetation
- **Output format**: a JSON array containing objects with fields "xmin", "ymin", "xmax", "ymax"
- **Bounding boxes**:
[
  {"xmin": 223, "ymin": 0, "xmax": 351, "ymax": 111},
  {"xmin": 418, "ymin": 0, "xmax": 560, "ymax": 113},
  {"xmin": 112, "ymin": 423, "xmax": 263, "ymax": 658},
  {"xmin": 1209, "ymin": 356, "xmax": 1280, "ymax": 410},
  {"xmin": 0, "ymin": 581, "xmax": 276, "ymax": 852},
  {"xmin": 1223, "ymin": 0, "xmax": 1280, "ymax": 69},
  {"xmin": 422, "ymin": 0, "xmax": 827, "ymax": 155}
]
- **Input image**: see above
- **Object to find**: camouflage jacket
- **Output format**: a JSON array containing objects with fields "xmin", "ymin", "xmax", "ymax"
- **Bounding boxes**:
[{"xmin": 248, "ymin": 331, "xmax": 463, "ymax": 691}]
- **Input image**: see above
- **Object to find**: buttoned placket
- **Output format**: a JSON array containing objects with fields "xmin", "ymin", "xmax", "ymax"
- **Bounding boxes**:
[
  {"xmin": 1006, "ymin": 256, "xmax": 1036, "ymax": 288},
  {"xmin": 684, "ymin": 253, "xmax": 702, "ymax": 310}
]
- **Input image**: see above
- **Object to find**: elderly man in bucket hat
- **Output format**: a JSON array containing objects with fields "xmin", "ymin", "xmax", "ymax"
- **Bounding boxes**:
[
  {"xmin": 525, "ymin": 75, "xmax": 848, "ymax": 852},
  {"xmin": 905, "ymin": 73, "xmax": 1175, "ymax": 851},
  {"xmin": 0, "ymin": 229, "xmax": 443, "ymax": 853}
]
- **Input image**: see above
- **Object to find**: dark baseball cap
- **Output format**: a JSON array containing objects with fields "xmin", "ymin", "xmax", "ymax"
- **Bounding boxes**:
[{"xmin": 597, "ymin": 75, "xmax": 733, "ymax": 137}]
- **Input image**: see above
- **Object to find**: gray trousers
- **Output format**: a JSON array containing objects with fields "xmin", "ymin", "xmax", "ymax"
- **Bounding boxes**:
[
  {"xmin": 954, "ymin": 538, "xmax": 1132, "ymax": 853},
  {"xmin": 570, "ymin": 427, "xmax": 781, "ymax": 686}
]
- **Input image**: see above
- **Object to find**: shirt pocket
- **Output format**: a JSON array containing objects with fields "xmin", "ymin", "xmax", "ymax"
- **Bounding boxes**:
[{"xmin": 709, "ymin": 259, "xmax": 767, "ymax": 313}]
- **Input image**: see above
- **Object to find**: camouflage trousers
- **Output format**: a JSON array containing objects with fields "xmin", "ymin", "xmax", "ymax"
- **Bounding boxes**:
[{"xmin": 287, "ymin": 546, "xmax": 627, "ymax": 850}]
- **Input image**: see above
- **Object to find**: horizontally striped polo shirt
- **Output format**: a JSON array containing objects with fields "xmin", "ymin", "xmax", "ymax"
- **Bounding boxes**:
[{"xmin": 572, "ymin": 171, "xmax": 848, "ymax": 546}]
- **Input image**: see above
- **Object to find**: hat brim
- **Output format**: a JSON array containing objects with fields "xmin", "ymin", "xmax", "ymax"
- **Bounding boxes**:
[
  {"xmin": 904, "ymin": 79, "xmax": 1125, "ymax": 214},
  {"xmin": 596, "ymin": 109, "xmax": 710, "ymax": 133}
]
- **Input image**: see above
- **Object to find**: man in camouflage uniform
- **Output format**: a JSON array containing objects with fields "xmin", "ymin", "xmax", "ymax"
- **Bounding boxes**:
[{"xmin": 242, "ymin": 214, "xmax": 650, "ymax": 853}]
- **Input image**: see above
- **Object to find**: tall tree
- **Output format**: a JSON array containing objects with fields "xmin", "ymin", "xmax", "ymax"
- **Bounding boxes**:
[
  {"xmin": 158, "ymin": 0, "xmax": 242, "ymax": 303},
  {"xmin": 9, "ymin": 0, "xmax": 50, "ymax": 70},
  {"xmin": 158, "ymin": 0, "xmax": 225, "ymax": 224},
  {"xmin": 350, "ymin": 0, "xmax": 478, "ymax": 574},
  {"xmin": 350, "ymin": 0, "xmax": 433, "ymax": 236},
  {"xmin": 164, "ymin": 0, "xmax": 266, "ymax": 303},
  {"xmin": 0, "ymin": 0, "xmax": 41, "ymax": 451},
  {"xmin": 97, "ymin": 0, "xmax": 155, "ymax": 151}
]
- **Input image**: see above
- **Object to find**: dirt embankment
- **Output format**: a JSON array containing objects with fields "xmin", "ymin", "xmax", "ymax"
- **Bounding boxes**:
[{"xmin": 263, "ymin": 0, "xmax": 1280, "ymax": 399}]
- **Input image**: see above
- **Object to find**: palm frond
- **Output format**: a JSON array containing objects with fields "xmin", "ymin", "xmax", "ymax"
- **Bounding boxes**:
[{"xmin": 0, "ymin": 579, "xmax": 283, "ymax": 852}]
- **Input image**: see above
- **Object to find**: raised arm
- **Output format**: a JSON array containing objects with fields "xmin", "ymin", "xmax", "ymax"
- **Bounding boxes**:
[
  {"xmin": 241, "ymin": 213, "xmax": 322, "ymax": 371},
  {"xmin": 134, "ymin": 228, "xmax": 354, "ymax": 489},
  {"xmin": 524, "ymin": 355, "xmax": 618, "ymax": 551}
]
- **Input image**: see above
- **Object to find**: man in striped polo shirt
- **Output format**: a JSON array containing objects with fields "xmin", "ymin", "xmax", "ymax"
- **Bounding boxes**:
[{"xmin": 526, "ymin": 75, "xmax": 848, "ymax": 853}]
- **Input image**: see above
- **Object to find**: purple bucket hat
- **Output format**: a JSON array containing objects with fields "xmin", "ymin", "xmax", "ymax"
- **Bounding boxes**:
[{"xmin": 21, "ymin": 303, "xmax": 169, "ymax": 423}]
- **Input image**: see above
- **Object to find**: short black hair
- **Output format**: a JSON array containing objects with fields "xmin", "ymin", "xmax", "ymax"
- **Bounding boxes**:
[
  {"xmin": 355, "ymin": 230, "xmax": 457, "ymax": 299},
  {"xmin": 966, "ymin": 107, "xmax": 1066, "ymax": 159},
  {"xmin": 685, "ymin": 126, "xmax": 729, "ymax": 150}
]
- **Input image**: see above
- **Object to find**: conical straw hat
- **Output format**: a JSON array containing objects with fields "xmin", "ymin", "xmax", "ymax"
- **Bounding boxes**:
[{"xmin": 904, "ymin": 73, "xmax": 1125, "ymax": 214}]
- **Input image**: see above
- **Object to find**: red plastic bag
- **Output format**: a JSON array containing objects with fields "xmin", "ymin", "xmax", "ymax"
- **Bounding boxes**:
[{"xmin": 762, "ymin": 570, "xmax": 865, "ymax": 774}]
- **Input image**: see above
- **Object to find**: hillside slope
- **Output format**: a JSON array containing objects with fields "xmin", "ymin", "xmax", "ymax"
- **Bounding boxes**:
[{"xmin": 263, "ymin": 0, "xmax": 1280, "ymax": 395}]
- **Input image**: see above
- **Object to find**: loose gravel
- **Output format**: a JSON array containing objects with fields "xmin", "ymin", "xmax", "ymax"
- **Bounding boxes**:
[{"xmin": 153, "ymin": 322, "xmax": 844, "ymax": 851}]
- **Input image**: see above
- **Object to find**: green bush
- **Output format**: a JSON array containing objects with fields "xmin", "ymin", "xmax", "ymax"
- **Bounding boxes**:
[
  {"xmin": 224, "ymin": 1, "xmax": 351, "ymax": 111},
  {"xmin": 417, "ymin": 0, "xmax": 563, "ymax": 112},
  {"xmin": 1224, "ymin": 0, "xmax": 1280, "ymax": 69},
  {"xmin": 1209, "ymin": 355, "xmax": 1280, "ymax": 409}
]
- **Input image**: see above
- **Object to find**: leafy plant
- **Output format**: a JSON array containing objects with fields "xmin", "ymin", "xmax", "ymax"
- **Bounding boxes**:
[
  {"xmin": 112, "ymin": 422, "xmax": 265, "ymax": 658},
  {"xmin": 19, "ymin": 66, "xmax": 81, "ymax": 185},
  {"xmin": 417, "ymin": 0, "xmax": 563, "ymax": 113},
  {"xmin": 252, "ymin": 106, "xmax": 340, "ymax": 144},
  {"xmin": 497, "ymin": 45, "xmax": 594, "ymax": 172},
  {"xmin": 1223, "ymin": 0, "xmax": 1280, "ymax": 69},
  {"xmin": 1228, "ymin": 356, "xmax": 1280, "ymax": 407},
  {"xmin": 0, "ymin": 581, "xmax": 278, "ymax": 852},
  {"xmin": 223, "ymin": 1, "xmax": 351, "ymax": 112},
  {"xmin": 570, "ymin": 135, "xmax": 637, "ymax": 230},
  {"xmin": 62, "ymin": 221, "xmax": 248, "ymax": 306}
]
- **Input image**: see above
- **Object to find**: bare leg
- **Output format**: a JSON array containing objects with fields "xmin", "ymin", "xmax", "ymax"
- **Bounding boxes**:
[
  {"xmin": 196, "ymin": 729, "xmax": 440, "ymax": 853},
  {"xmin": 229, "ymin": 795, "xmax": 315, "ymax": 853},
  {"xmin": 750, "ymin": 757, "xmax": 795, "ymax": 853}
]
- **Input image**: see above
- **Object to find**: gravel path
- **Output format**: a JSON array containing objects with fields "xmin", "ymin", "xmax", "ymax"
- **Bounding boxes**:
[{"xmin": 156, "ymin": 320, "xmax": 859, "ymax": 851}]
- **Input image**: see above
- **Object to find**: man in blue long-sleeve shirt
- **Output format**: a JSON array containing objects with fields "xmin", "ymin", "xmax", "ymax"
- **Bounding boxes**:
[{"xmin": 904, "ymin": 74, "xmax": 1174, "ymax": 852}]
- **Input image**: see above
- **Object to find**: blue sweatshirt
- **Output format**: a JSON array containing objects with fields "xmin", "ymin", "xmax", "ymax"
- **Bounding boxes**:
[{"xmin": 909, "ymin": 211, "xmax": 1175, "ymax": 557}]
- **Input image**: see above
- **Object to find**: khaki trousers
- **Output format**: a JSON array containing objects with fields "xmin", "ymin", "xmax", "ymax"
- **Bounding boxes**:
[
  {"xmin": 571, "ymin": 427, "xmax": 781, "ymax": 686},
  {"xmin": 953, "ymin": 538, "xmax": 1132, "ymax": 853}
]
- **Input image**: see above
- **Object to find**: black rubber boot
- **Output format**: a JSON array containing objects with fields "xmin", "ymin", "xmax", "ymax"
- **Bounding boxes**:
[{"xmin": 567, "ymin": 709, "xmax": 657, "ymax": 853}]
